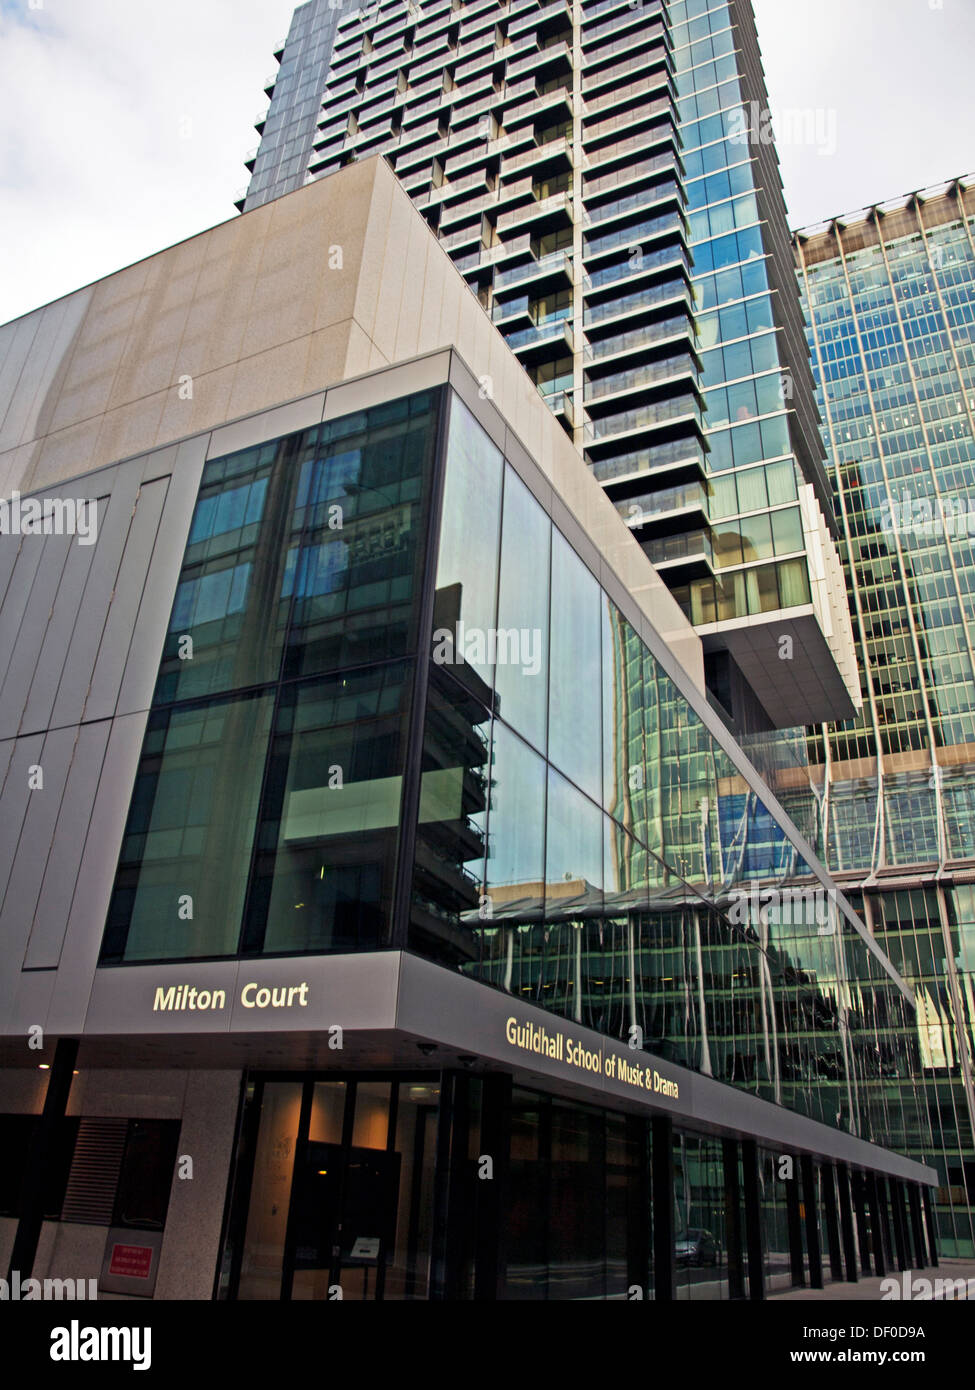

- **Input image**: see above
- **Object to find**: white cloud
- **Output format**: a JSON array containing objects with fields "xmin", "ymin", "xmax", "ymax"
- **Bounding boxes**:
[
  {"xmin": 0, "ymin": 0, "xmax": 297, "ymax": 321},
  {"xmin": 752, "ymin": 0, "xmax": 975, "ymax": 228}
]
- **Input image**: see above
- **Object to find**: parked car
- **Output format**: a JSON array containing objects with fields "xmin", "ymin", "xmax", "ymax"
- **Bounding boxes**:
[{"xmin": 675, "ymin": 1228, "xmax": 720, "ymax": 1266}]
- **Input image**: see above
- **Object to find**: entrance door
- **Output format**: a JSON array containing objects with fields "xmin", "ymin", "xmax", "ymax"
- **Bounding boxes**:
[{"xmin": 230, "ymin": 1076, "xmax": 439, "ymax": 1300}]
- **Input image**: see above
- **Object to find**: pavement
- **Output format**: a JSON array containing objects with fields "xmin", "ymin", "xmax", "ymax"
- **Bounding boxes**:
[{"xmin": 770, "ymin": 1258, "xmax": 975, "ymax": 1300}]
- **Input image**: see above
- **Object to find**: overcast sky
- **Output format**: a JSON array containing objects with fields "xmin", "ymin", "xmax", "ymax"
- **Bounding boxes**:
[{"xmin": 1, "ymin": 0, "xmax": 973, "ymax": 323}]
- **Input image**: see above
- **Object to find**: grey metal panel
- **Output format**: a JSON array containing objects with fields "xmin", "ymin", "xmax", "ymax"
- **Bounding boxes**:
[
  {"xmin": 0, "ymin": 539, "xmax": 47, "ymax": 706},
  {"xmin": 0, "ymin": 733, "xmax": 45, "ymax": 1022},
  {"xmin": 18, "ymin": 494, "xmax": 110, "ymax": 736},
  {"xmin": 0, "ymin": 526, "xmax": 76, "ymax": 737},
  {"xmin": 22, "ymin": 720, "xmax": 112, "ymax": 969},
  {"xmin": 49, "ymin": 464, "xmax": 138, "ymax": 731},
  {"xmin": 116, "ymin": 438, "xmax": 208, "ymax": 717},
  {"xmin": 0, "ymin": 725, "xmax": 78, "ymax": 971},
  {"xmin": 0, "ymin": 532, "xmax": 26, "ymax": 611},
  {"xmin": 82, "ymin": 477, "xmax": 169, "ymax": 723},
  {"xmin": 44, "ymin": 711, "xmax": 150, "ymax": 1036}
]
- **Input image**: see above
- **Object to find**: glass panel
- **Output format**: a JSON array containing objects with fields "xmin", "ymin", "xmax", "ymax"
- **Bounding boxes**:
[
  {"xmin": 237, "ymin": 1082, "xmax": 303, "ymax": 1300},
  {"xmin": 285, "ymin": 392, "xmax": 439, "ymax": 680},
  {"xmin": 549, "ymin": 530, "xmax": 602, "ymax": 802},
  {"xmin": 434, "ymin": 394, "xmax": 503, "ymax": 692},
  {"xmin": 494, "ymin": 464, "xmax": 551, "ymax": 752},
  {"xmin": 103, "ymin": 692, "xmax": 274, "ymax": 962},
  {"xmin": 387, "ymin": 1080, "xmax": 440, "ymax": 1300},
  {"xmin": 250, "ymin": 664, "xmax": 412, "ymax": 955}
]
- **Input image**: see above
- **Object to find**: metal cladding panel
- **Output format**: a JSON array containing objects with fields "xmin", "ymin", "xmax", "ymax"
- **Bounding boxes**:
[
  {"xmin": 17, "ymin": 498, "xmax": 107, "ymax": 737},
  {"xmin": 44, "ymin": 711, "xmax": 161, "ymax": 1036},
  {"xmin": 0, "ymin": 528, "xmax": 90, "ymax": 741},
  {"xmin": 0, "ymin": 732, "xmax": 45, "ymax": 1022},
  {"xmin": 0, "ymin": 538, "xmax": 46, "ymax": 702},
  {"xmin": 82, "ymin": 475, "xmax": 170, "ymax": 722},
  {"xmin": 0, "ymin": 723, "xmax": 78, "ymax": 961},
  {"xmin": 21, "ymin": 720, "xmax": 113, "ymax": 969},
  {"xmin": 48, "ymin": 465, "xmax": 140, "ymax": 731},
  {"xmin": 115, "ymin": 438, "xmax": 208, "ymax": 718}
]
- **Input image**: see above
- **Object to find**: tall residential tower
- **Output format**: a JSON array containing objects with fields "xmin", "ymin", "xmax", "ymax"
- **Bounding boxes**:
[{"xmin": 242, "ymin": 0, "xmax": 859, "ymax": 738}]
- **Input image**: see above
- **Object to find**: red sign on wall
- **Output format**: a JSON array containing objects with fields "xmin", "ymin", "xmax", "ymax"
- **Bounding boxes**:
[{"xmin": 108, "ymin": 1244, "xmax": 154, "ymax": 1279}]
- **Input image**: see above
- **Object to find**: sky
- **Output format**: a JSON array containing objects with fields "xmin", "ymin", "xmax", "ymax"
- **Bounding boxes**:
[{"xmin": 0, "ymin": 0, "xmax": 973, "ymax": 322}]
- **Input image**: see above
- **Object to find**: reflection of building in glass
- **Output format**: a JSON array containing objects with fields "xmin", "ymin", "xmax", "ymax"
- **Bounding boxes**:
[
  {"xmin": 0, "ymin": 158, "xmax": 937, "ymax": 1302},
  {"xmin": 796, "ymin": 178, "xmax": 975, "ymax": 1255}
]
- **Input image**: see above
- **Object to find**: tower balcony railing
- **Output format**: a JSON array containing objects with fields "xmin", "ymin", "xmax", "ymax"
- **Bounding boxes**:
[
  {"xmin": 583, "ymin": 394, "xmax": 702, "ymax": 444},
  {"xmin": 580, "ymin": 26, "xmax": 666, "ymax": 78},
  {"xmin": 584, "ymin": 212, "xmax": 686, "ymax": 260},
  {"xmin": 509, "ymin": 0, "xmax": 572, "ymax": 37},
  {"xmin": 583, "ymin": 152, "xmax": 679, "ymax": 201},
  {"xmin": 506, "ymin": 38, "xmax": 572, "ymax": 80},
  {"xmin": 589, "ymin": 438, "xmax": 707, "ymax": 485},
  {"xmin": 583, "ymin": 0, "xmax": 664, "ymax": 43},
  {"xmin": 496, "ymin": 189, "xmax": 572, "ymax": 234},
  {"xmin": 584, "ymin": 353, "xmax": 698, "ymax": 403},
  {"xmin": 615, "ymin": 481, "xmax": 710, "ymax": 526},
  {"xmin": 583, "ymin": 279, "xmax": 691, "ymax": 327},
  {"xmin": 494, "ymin": 248, "xmax": 574, "ymax": 291},
  {"xmin": 583, "ymin": 314, "xmax": 691, "ymax": 363},
  {"xmin": 585, "ymin": 75, "xmax": 672, "ymax": 120},
  {"xmin": 586, "ymin": 180, "xmax": 681, "ymax": 227},
  {"xmin": 586, "ymin": 245, "xmax": 691, "ymax": 292},
  {"xmin": 503, "ymin": 318, "xmax": 575, "ymax": 354}
]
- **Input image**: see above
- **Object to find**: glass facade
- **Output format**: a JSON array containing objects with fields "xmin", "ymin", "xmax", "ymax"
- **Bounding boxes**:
[
  {"xmin": 101, "ymin": 384, "xmax": 924, "ymax": 1159},
  {"xmin": 797, "ymin": 183, "xmax": 975, "ymax": 1253}
]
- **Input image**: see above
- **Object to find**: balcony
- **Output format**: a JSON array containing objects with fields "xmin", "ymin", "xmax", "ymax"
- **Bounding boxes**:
[
  {"xmin": 612, "ymin": 481, "xmax": 710, "ymax": 529},
  {"xmin": 503, "ymin": 85, "xmax": 572, "ymax": 129},
  {"xmin": 583, "ymin": 152, "xmax": 679, "ymax": 202},
  {"xmin": 584, "ymin": 212, "xmax": 686, "ymax": 263},
  {"xmin": 441, "ymin": 223, "xmax": 487, "ymax": 253},
  {"xmin": 583, "ymin": 315, "xmax": 693, "ymax": 366},
  {"xmin": 506, "ymin": 37, "xmax": 571, "ymax": 80},
  {"xmin": 586, "ymin": 180, "xmax": 681, "ymax": 229},
  {"xmin": 496, "ymin": 189, "xmax": 572, "ymax": 234},
  {"xmin": 585, "ymin": 245, "xmax": 691, "ymax": 294},
  {"xmin": 583, "ymin": 394, "xmax": 702, "ymax": 447},
  {"xmin": 542, "ymin": 389, "xmax": 578, "ymax": 429},
  {"xmin": 642, "ymin": 529, "xmax": 715, "ymax": 581},
  {"xmin": 494, "ymin": 249, "xmax": 573, "ymax": 293},
  {"xmin": 502, "ymin": 317, "xmax": 574, "ymax": 359},
  {"xmin": 584, "ymin": 354, "xmax": 699, "ymax": 407},
  {"xmin": 582, "ymin": 95, "xmax": 672, "ymax": 147},
  {"xmin": 586, "ymin": 75, "xmax": 671, "ymax": 121},
  {"xmin": 509, "ymin": 0, "xmax": 571, "ymax": 36},
  {"xmin": 583, "ymin": 280, "xmax": 692, "ymax": 329},
  {"xmin": 491, "ymin": 296, "xmax": 535, "ymax": 328},
  {"xmin": 502, "ymin": 134, "xmax": 577, "ymax": 177},
  {"xmin": 589, "ymin": 439, "xmax": 708, "ymax": 486}
]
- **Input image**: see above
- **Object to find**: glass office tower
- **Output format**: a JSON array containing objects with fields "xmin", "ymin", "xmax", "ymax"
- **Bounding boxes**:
[
  {"xmin": 795, "ymin": 176, "xmax": 975, "ymax": 1255},
  {"xmin": 242, "ymin": 0, "xmax": 860, "ymax": 737}
]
